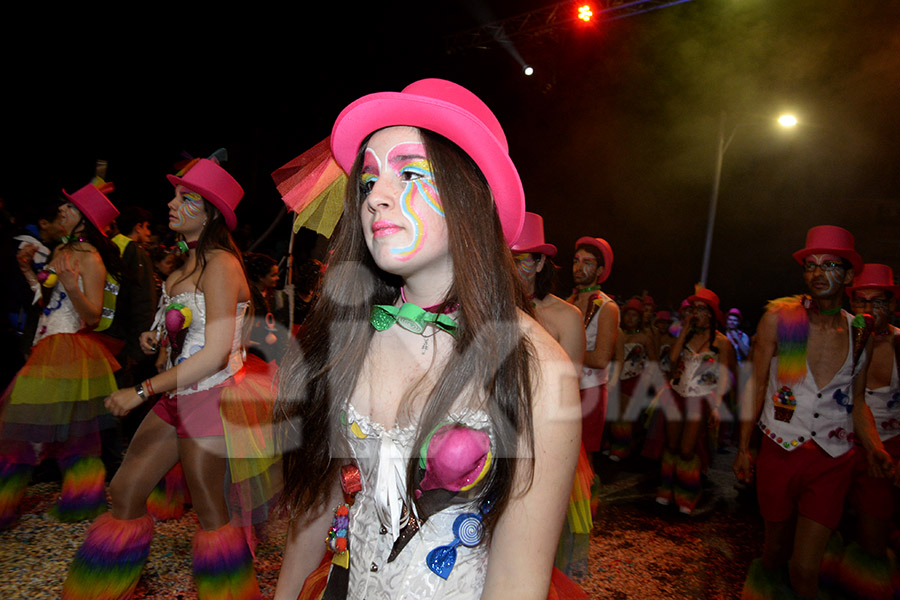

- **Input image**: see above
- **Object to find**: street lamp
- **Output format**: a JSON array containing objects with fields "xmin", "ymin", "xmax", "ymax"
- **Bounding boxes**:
[{"xmin": 699, "ymin": 111, "xmax": 797, "ymax": 286}]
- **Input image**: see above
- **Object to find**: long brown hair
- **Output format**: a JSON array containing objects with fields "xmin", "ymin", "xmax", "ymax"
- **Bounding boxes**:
[
  {"xmin": 276, "ymin": 129, "xmax": 536, "ymax": 538},
  {"xmin": 169, "ymin": 200, "xmax": 245, "ymax": 289}
]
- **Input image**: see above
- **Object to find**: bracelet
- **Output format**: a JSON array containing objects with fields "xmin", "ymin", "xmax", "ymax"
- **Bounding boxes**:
[
  {"xmin": 134, "ymin": 383, "xmax": 147, "ymax": 401},
  {"xmin": 145, "ymin": 379, "xmax": 155, "ymax": 396}
]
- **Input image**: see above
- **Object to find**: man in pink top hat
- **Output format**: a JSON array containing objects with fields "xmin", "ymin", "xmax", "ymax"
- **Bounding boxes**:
[
  {"xmin": 735, "ymin": 225, "xmax": 893, "ymax": 599},
  {"xmin": 567, "ymin": 236, "xmax": 618, "ymax": 466},
  {"xmin": 838, "ymin": 263, "xmax": 900, "ymax": 596}
]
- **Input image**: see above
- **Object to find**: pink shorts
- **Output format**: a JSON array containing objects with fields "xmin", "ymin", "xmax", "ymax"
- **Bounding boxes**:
[
  {"xmin": 152, "ymin": 381, "xmax": 230, "ymax": 438},
  {"xmin": 580, "ymin": 385, "xmax": 608, "ymax": 452},
  {"xmin": 848, "ymin": 435, "xmax": 900, "ymax": 521},
  {"xmin": 756, "ymin": 437, "xmax": 856, "ymax": 529}
]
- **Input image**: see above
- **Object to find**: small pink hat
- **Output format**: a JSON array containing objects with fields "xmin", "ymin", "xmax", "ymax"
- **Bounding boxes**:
[
  {"xmin": 792, "ymin": 225, "xmax": 863, "ymax": 274},
  {"xmin": 622, "ymin": 298, "xmax": 644, "ymax": 315},
  {"xmin": 330, "ymin": 78, "xmax": 525, "ymax": 244},
  {"xmin": 846, "ymin": 264, "xmax": 900, "ymax": 297},
  {"xmin": 575, "ymin": 236, "xmax": 614, "ymax": 283},
  {"xmin": 510, "ymin": 212, "xmax": 556, "ymax": 257},
  {"xmin": 166, "ymin": 158, "xmax": 244, "ymax": 231},
  {"xmin": 654, "ymin": 310, "xmax": 673, "ymax": 323},
  {"xmin": 62, "ymin": 183, "xmax": 119, "ymax": 236}
]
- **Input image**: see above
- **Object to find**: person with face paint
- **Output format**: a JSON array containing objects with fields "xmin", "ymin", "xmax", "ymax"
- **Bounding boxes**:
[
  {"xmin": 511, "ymin": 213, "xmax": 592, "ymax": 582},
  {"xmin": 735, "ymin": 226, "xmax": 894, "ymax": 600},
  {"xmin": 63, "ymin": 155, "xmax": 279, "ymax": 600},
  {"xmin": 832, "ymin": 264, "xmax": 900, "ymax": 598},
  {"xmin": 273, "ymin": 79, "xmax": 584, "ymax": 600},
  {"xmin": 655, "ymin": 287, "xmax": 735, "ymax": 515},
  {"xmin": 1, "ymin": 181, "xmax": 123, "ymax": 529},
  {"xmin": 567, "ymin": 236, "xmax": 619, "ymax": 469}
]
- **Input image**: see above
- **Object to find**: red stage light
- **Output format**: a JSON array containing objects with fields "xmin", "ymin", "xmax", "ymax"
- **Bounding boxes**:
[{"xmin": 577, "ymin": 4, "xmax": 593, "ymax": 22}]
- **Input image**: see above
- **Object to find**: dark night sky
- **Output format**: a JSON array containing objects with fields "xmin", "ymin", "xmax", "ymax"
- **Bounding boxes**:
[{"xmin": 4, "ymin": 0, "xmax": 899, "ymax": 331}]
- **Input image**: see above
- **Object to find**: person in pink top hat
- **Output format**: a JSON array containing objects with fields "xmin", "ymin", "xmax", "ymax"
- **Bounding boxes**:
[
  {"xmin": 273, "ymin": 79, "xmax": 585, "ymax": 600},
  {"xmin": 63, "ymin": 153, "xmax": 280, "ymax": 600},
  {"xmin": 735, "ymin": 226, "xmax": 893, "ymax": 600},
  {"xmin": 511, "ymin": 212, "xmax": 585, "ymax": 367},
  {"xmin": 511, "ymin": 212, "xmax": 592, "ymax": 581},
  {"xmin": 567, "ymin": 236, "xmax": 619, "ymax": 468},
  {"xmin": 2, "ymin": 180, "xmax": 123, "ymax": 529},
  {"xmin": 834, "ymin": 263, "xmax": 900, "ymax": 598},
  {"xmin": 656, "ymin": 287, "xmax": 735, "ymax": 515}
]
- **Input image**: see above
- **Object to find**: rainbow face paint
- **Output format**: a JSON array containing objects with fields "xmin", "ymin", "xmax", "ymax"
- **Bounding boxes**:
[
  {"xmin": 513, "ymin": 252, "xmax": 538, "ymax": 284},
  {"xmin": 361, "ymin": 139, "xmax": 444, "ymax": 262},
  {"xmin": 170, "ymin": 189, "xmax": 205, "ymax": 228}
]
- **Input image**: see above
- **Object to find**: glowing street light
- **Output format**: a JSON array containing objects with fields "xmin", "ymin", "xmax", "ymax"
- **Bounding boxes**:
[
  {"xmin": 523, "ymin": 65, "xmax": 534, "ymax": 76},
  {"xmin": 778, "ymin": 113, "xmax": 798, "ymax": 128},
  {"xmin": 700, "ymin": 111, "xmax": 799, "ymax": 286}
]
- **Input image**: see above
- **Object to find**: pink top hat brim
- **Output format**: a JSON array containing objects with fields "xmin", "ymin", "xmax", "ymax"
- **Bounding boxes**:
[
  {"xmin": 792, "ymin": 225, "xmax": 863, "ymax": 274},
  {"xmin": 330, "ymin": 78, "xmax": 526, "ymax": 245},
  {"xmin": 510, "ymin": 212, "xmax": 557, "ymax": 257},
  {"xmin": 62, "ymin": 184, "xmax": 119, "ymax": 236},
  {"xmin": 575, "ymin": 236, "xmax": 614, "ymax": 284},
  {"xmin": 846, "ymin": 263, "xmax": 900, "ymax": 297},
  {"xmin": 167, "ymin": 159, "xmax": 244, "ymax": 231}
]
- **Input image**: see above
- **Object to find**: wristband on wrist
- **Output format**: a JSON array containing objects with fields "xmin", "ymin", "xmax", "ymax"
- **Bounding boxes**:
[{"xmin": 145, "ymin": 379, "xmax": 155, "ymax": 396}]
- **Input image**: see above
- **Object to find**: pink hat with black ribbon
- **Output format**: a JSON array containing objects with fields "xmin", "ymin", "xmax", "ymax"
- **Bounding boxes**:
[
  {"xmin": 62, "ymin": 182, "xmax": 119, "ymax": 236},
  {"xmin": 846, "ymin": 263, "xmax": 900, "ymax": 298},
  {"xmin": 575, "ymin": 236, "xmax": 614, "ymax": 283},
  {"xmin": 510, "ymin": 212, "xmax": 557, "ymax": 257},
  {"xmin": 792, "ymin": 225, "xmax": 863, "ymax": 274},
  {"xmin": 330, "ymin": 78, "xmax": 526, "ymax": 244},
  {"xmin": 167, "ymin": 158, "xmax": 244, "ymax": 231}
]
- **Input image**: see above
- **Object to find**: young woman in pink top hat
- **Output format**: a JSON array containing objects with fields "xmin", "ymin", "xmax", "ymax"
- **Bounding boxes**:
[
  {"xmin": 274, "ymin": 79, "xmax": 584, "ymax": 600},
  {"xmin": 63, "ymin": 155, "xmax": 280, "ymax": 600},
  {"xmin": 2, "ymin": 182, "xmax": 123, "ymax": 529}
]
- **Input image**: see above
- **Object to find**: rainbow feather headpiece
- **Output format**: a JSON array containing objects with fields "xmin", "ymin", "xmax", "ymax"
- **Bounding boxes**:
[{"xmin": 767, "ymin": 295, "xmax": 810, "ymax": 385}]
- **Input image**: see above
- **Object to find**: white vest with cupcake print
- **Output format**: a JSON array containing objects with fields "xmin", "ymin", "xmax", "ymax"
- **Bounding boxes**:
[{"xmin": 758, "ymin": 311, "xmax": 865, "ymax": 458}]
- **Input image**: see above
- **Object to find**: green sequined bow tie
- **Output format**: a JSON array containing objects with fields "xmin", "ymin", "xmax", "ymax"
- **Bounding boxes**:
[{"xmin": 370, "ymin": 303, "xmax": 458, "ymax": 337}]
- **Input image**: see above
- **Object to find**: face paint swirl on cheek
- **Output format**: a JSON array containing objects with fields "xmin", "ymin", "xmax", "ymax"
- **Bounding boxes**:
[
  {"xmin": 173, "ymin": 193, "xmax": 204, "ymax": 228},
  {"xmin": 514, "ymin": 253, "xmax": 537, "ymax": 280},
  {"xmin": 391, "ymin": 157, "xmax": 444, "ymax": 261}
]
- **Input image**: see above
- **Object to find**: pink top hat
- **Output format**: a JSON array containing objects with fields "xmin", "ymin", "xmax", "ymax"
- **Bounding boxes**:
[
  {"xmin": 330, "ymin": 78, "xmax": 526, "ymax": 244},
  {"xmin": 687, "ymin": 287, "xmax": 724, "ymax": 323},
  {"xmin": 622, "ymin": 298, "xmax": 644, "ymax": 315},
  {"xmin": 510, "ymin": 212, "xmax": 557, "ymax": 257},
  {"xmin": 654, "ymin": 310, "xmax": 673, "ymax": 323},
  {"xmin": 575, "ymin": 236, "xmax": 614, "ymax": 283},
  {"xmin": 166, "ymin": 158, "xmax": 244, "ymax": 231},
  {"xmin": 792, "ymin": 225, "xmax": 863, "ymax": 274},
  {"xmin": 846, "ymin": 263, "xmax": 900, "ymax": 298},
  {"xmin": 62, "ymin": 184, "xmax": 119, "ymax": 236}
]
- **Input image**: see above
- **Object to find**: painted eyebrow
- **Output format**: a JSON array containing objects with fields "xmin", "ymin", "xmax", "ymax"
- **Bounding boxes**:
[{"xmin": 388, "ymin": 153, "xmax": 428, "ymax": 165}]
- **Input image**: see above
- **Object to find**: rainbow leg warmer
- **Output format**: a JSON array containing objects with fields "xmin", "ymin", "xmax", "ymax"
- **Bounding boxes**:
[
  {"xmin": 49, "ymin": 456, "xmax": 107, "ymax": 522},
  {"xmin": 674, "ymin": 454, "xmax": 701, "ymax": 514},
  {"xmin": 0, "ymin": 460, "xmax": 32, "ymax": 530},
  {"xmin": 146, "ymin": 462, "xmax": 189, "ymax": 521},
  {"xmin": 609, "ymin": 420, "xmax": 634, "ymax": 461},
  {"xmin": 62, "ymin": 512, "xmax": 154, "ymax": 600},
  {"xmin": 656, "ymin": 449, "xmax": 676, "ymax": 505},
  {"xmin": 192, "ymin": 523, "xmax": 261, "ymax": 600},
  {"xmin": 741, "ymin": 558, "xmax": 793, "ymax": 600},
  {"xmin": 837, "ymin": 542, "xmax": 895, "ymax": 600}
]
